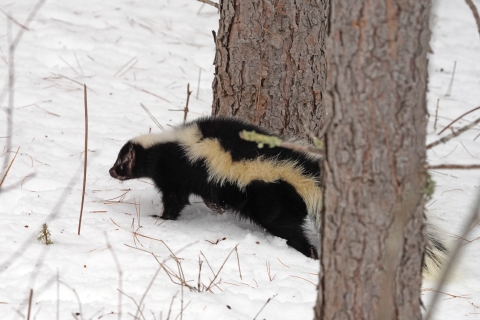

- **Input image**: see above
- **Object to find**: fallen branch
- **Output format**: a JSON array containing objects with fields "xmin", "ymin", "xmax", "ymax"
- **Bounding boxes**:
[{"xmin": 427, "ymin": 164, "xmax": 480, "ymax": 170}]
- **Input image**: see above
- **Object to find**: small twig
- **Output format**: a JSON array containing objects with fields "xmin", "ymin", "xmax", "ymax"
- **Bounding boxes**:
[
  {"xmin": 27, "ymin": 289, "xmax": 33, "ymax": 320},
  {"xmin": 166, "ymin": 292, "xmax": 178, "ymax": 320},
  {"xmin": 140, "ymin": 102, "xmax": 165, "ymax": 130},
  {"xmin": 426, "ymin": 164, "xmax": 480, "ymax": 170},
  {"xmin": 114, "ymin": 57, "xmax": 136, "ymax": 77},
  {"xmin": 290, "ymin": 275, "xmax": 316, "ymax": 286},
  {"xmin": 198, "ymin": 256, "xmax": 203, "ymax": 292},
  {"xmin": 235, "ymin": 246, "xmax": 242, "ymax": 280},
  {"xmin": 174, "ymin": 301, "xmax": 190, "ymax": 320},
  {"xmin": 465, "ymin": 0, "xmax": 480, "ymax": 39},
  {"xmin": 196, "ymin": 68, "xmax": 201, "ymax": 100},
  {"xmin": 205, "ymin": 244, "xmax": 239, "ymax": 291},
  {"xmin": 425, "ymin": 186, "xmax": 480, "ymax": 320},
  {"xmin": 276, "ymin": 258, "xmax": 290, "ymax": 268},
  {"xmin": 117, "ymin": 289, "xmax": 144, "ymax": 319},
  {"xmin": 434, "ymin": 99, "xmax": 440, "ymax": 131},
  {"xmin": 78, "ymin": 84, "xmax": 88, "ymax": 235},
  {"xmin": 427, "ymin": 117, "xmax": 480, "ymax": 149},
  {"xmin": 74, "ymin": 53, "xmax": 84, "ymax": 76},
  {"xmin": 445, "ymin": 61, "xmax": 457, "ymax": 97},
  {"xmin": 184, "ymin": 83, "xmax": 192, "ymax": 123},
  {"xmin": 0, "ymin": 146, "xmax": 20, "ymax": 188},
  {"xmin": 266, "ymin": 261, "xmax": 275, "ymax": 281},
  {"xmin": 125, "ymin": 83, "xmax": 170, "ymax": 102},
  {"xmin": 438, "ymin": 106, "xmax": 480, "ymax": 135},
  {"xmin": 59, "ymin": 55, "xmax": 80, "ymax": 76},
  {"xmin": 197, "ymin": 0, "xmax": 219, "ymax": 9},
  {"xmin": 253, "ymin": 294, "xmax": 277, "ymax": 320}
]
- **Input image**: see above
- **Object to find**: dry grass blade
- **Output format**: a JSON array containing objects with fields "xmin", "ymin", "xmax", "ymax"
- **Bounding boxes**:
[
  {"xmin": 26, "ymin": 289, "xmax": 33, "ymax": 320},
  {"xmin": 140, "ymin": 103, "xmax": 164, "ymax": 131},
  {"xmin": 424, "ymin": 186, "xmax": 480, "ymax": 320},
  {"xmin": 0, "ymin": 146, "xmax": 20, "ymax": 188},
  {"xmin": 166, "ymin": 292, "xmax": 178, "ymax": 320},
  {"xmin": 253, "ymin": 294, "xmax": 277, "ymax": 320},
  {"xmin": 205, "ymin": 244, "xmax": 239, "ymax": 291},
  {"xmin": 117, "ymin": 289, "xmax": 144, "ymax": 320},
  {"xmin": 235, "ymin": 246, "xmax": 242, "ymax": 280},
  {"xmin": 78, "ymin": 84, "xmax": 88, "ymax": 235},
  {"xmin": 134, "ymin": 267, "xmax": 162, "ymax": 320},
  {"xmin": 105, "ymin": 233, "xmax": 123, "ymax": 320},
  {"xmin": 125, "ymin": 83, "xmax": 170, "ymax": 102},
  {"xmin": 59, "ymin": 280, "xmax": 84, "ymax": 320}
]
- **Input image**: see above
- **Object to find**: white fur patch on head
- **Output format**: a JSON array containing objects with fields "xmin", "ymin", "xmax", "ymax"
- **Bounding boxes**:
[{"xmin": 130, "ymin": 124, "xmax": 200, "ymax": 148}]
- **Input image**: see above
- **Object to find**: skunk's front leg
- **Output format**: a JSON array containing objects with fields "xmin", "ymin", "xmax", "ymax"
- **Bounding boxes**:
[{"xmin": 161, "ymin": 193, "xmax": 189, "ymax": 220}]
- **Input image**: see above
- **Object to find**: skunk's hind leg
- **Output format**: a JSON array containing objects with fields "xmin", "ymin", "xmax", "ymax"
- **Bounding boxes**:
[
  {"xmin": 243, "ymin": 180, "xmax": 316, "ymax": 258},
  {"xmin": 161, "ymin": 192, "xmax": 189, "ymax": 220}
]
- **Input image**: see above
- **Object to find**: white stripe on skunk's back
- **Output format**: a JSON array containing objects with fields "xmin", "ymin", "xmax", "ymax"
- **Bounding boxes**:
[{"xmin": 131, "ymin": 123, "xmax": 323, "ymax": 220}]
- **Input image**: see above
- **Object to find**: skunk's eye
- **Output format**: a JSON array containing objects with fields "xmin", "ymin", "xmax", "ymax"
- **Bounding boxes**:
[{"xmin": 119, "ymin": 165, "xmax": 124, "ymax": 171}]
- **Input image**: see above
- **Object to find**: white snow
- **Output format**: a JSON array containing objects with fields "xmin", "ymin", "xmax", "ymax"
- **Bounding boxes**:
[{"xmin": 0, "ymin": 0, "xmax": 479, "ymax": 319}]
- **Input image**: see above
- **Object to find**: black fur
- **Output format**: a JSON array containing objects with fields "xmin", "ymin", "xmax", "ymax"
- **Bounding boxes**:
[{"xmin": 110, "ymin": 116, "xmax": 321, "ymax": 258}]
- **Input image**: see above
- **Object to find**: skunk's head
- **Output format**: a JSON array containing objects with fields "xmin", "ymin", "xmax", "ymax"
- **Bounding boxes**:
[{"xmin": 109, "ymin": 142, "xmax": 137, "ymax": 180}]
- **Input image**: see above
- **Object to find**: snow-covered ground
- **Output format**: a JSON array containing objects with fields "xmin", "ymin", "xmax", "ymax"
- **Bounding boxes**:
[{"xmin": 0, "ymin": 0, "xmax": 479, "ymax": 319}]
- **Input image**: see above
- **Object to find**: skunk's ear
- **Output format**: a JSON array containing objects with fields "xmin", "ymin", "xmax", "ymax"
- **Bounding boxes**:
[{"xmin": 109, "ymin": 142, "xmax": 136, "ymax": 180}]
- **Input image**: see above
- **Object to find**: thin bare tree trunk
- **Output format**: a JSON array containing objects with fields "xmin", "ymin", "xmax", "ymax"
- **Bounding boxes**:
[
  {"xmin": 315, "ymin": 0, "xmax": 430, "ymax": 319},
  {"xmin": 212, "ymin": 0, "xmax": 328, "ymax": 138}
]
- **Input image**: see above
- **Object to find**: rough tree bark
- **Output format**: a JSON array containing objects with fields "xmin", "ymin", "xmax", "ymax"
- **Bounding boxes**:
[
  {"xmin": 315, "ymin": 1, "xmax": 431, "ymax": 319},
  {"xmin": 212, "ymin": 0, "xmax": 328, "ymax": 138}
]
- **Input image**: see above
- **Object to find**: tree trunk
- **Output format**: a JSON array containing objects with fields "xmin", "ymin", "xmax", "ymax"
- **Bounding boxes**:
[
  {"xmin": 315, "ymin": 1, "xmax": 430, "ymax": 319},
  {"xmin": 212, "ymin": 0, "xmax": 328, "ymax": 138}
]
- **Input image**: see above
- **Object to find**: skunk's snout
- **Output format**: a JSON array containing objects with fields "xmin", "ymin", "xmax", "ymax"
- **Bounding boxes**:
[{"xmin": 109, "ymin": 162, "xmax": 127, "ymax": 180}]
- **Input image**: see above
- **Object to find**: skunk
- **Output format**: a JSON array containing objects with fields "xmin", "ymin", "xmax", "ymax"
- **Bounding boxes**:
[
  {"xmin": 110, "ymin": 116, "xmax": 322, "ymax": 258},
  {"xmin": 109, "ymin": 116, "xmax": 447, "ymax": 273}
]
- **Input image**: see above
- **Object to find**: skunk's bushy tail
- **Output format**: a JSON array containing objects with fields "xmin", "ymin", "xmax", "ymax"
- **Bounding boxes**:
[{"xmin": 423, "ymin": 223, "xmax": 449, "ymax": 279}]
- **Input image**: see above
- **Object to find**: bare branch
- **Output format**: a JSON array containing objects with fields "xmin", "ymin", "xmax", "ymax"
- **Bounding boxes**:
[
  {"xmin": 465, "ymin": 0, "xmax": 480, "ymax": 39},
  {"xmin": 438, "ymin": 105, "xmax": 480, "ymax": 135},
  {"xmin": 78, "ymin": 84, "xmax": 88, "ymax": 235},
  {"xmin": 427, "ymin": 164, "xmax": 480, "ymax": 170},
  {"xmin": 197, "ymin": 0, "xmax": 219, "ymax": 9},
  {"xmin": 253, "ymin": 294, "xmax": 277, "ymax": 320},
  {"xmin": 184, "ymin": 83, "xmax": 192, "ymax": 123},
  {"xmin": 426, "ymin": 117, "xmax": 480, "ymax": 149}
]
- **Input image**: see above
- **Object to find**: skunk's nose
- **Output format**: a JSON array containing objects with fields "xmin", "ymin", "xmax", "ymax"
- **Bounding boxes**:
[{"xmin": 109, "ymin": 167, "xmax": 116, "ymax": 178}]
